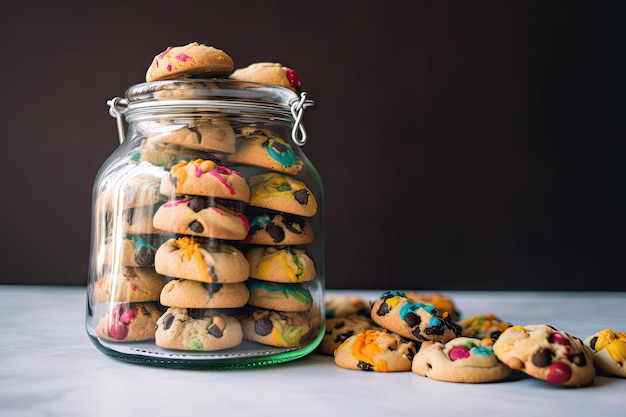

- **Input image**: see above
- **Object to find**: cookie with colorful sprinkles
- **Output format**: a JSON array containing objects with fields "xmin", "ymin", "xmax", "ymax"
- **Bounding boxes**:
[
  {"xmin": 95, "ymin": 302, "xmax": 164, "ymax": 342},
  {"xmin": 146, "ymin": 42, "xmax": 234, "ymax": 82},
  {"xmin": 246, "ymin": 279, "xmax": 313, "ymax": 312},
  {"xmin": 411, "ymin": 337, "xmax": 513, "ymax": 383}
]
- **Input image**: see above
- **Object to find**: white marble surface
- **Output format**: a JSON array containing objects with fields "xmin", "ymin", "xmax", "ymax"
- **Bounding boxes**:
[{"xmin": 1, "ymin": 285, "xmax": 624, "ymax": 417}]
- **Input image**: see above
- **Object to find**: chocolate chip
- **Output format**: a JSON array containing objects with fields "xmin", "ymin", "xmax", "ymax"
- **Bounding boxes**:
[
  {"xmin": 404, "ymin": 312, "xmax": 420, "ymax": 327},
  {"xmin": 207, "ymin": 323, "xmax": 223, "ymax": 338},
  {"xmin": 376, "ymin": 301, "xmax": 391, "ymax": 316},
  {"xmin": 162, "ymin": 313, "xmax": 175, "ymax": 330},
  {"xmin": 255, "ymin": 316, "xmax": 273, "ymax": 336},
  {"xmin": 168, "ymin": 175, "xmax": 178, "ymax": 189},
  {"xmin": 135, "ymin": 246, "xmax": 155, "ymax": 267},
  {"xmin": 283, "ymin": 214, "xmax": 305, "ymax": 234},
  {"xmin": 203, "ymin": 282, "xmax": 222, "ymax": 297},
  {"xmin": 267, "ymin": 222, "xmax": 285, "ymax": 243},
  {"xmin": 271, "ymin": 141, "xmax": 287, "ymax": 153},
  {"xmin": 588, "ymin": 336, "xmax": 599, "ymax": 350},
  {"xmin": 122, "ymin": 267, "xmax": 137, "ymax": 278},
  {"xmin": 188, "ymin": 196, "xmax": 209, "ymax": 212},
  {"xmin": 189, "ymin": 126, "xmax": 202, "ymax": 144},
  {"xmin": 189, "ymin": 220, "xmax": 204, "ymax": 233},
  {"xmin": 293, "ymin": 189, "xmax": 309, "ymax": 205},
  {"xmin": 126, "ymin": 207, "xmax": 136, "ymax": 225},
  {"xmin": 531, "ymin": 348, "xmax": 553, "ymax": 367},
  {"xmin": 334, "ymin": 330, "xmax": 355, "ymax": 344},
  {"xmin": 357, "ymin": 361, "xmax": 374, "ymax": 371}
]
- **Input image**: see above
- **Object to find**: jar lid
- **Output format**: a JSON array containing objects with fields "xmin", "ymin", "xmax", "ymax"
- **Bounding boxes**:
[{"xmin": 108, "ymin": 79, "xmax": 313, "ymax": 146}]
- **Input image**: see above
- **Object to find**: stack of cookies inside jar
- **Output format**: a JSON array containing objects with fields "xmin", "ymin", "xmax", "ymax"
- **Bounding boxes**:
[{"xmin": 90, "ymin": 42, "xmax": 323, "ymax": 354}]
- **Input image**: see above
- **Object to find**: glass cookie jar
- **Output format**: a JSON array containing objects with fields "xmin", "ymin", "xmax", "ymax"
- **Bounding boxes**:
[{"xmin": 86, "ymin": 79, "xmax": 324, "ymax": 369}]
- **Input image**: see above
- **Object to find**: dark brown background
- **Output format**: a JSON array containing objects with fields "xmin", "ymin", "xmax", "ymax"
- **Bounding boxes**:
[{"xmin": 1, "ymin": 1, "xmax": 623, "ymax": 290}]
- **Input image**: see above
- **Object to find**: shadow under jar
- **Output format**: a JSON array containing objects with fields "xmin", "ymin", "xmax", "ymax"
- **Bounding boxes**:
[{"xmin": 86, "ymin": 79, "xmax": 324, "ymax": 369}]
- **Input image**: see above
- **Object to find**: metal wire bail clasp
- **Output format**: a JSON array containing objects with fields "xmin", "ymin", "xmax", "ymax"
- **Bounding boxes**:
[
  {"xmin": 107, "ymin": 97, "xmax": 128, "ymax": 144},
  {"xmin": 290, "ymin": 92, "xmax": 309, "ymax": 146}
]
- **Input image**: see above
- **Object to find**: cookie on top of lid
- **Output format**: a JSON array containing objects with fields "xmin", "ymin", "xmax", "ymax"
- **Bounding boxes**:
[
  {"xmin": 146, "ymin": 42, "xmax": 234, "ymax": 82},
  {"xmin": 229, "ymin": 62, "xmax": 302, "ymax": 93}
]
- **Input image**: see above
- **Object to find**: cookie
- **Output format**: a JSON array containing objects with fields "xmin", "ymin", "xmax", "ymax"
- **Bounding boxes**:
[
  {"xmin": 405, "ymin": 291, "xmax": 461, "ymax": 322},
  {"xmin": 241, "ymin": 309, "xmax": 312, "ymax": 347},
  {"xmin": 130, "ymin": 139, "xmax": 208, "ymax": 168},
  {"xmin": 229, "ymin": 62, "xmax": 302, "ymax": 93},
  {"xmin": 245, "ymin": 211, "xmax": 313, "ymax": 245},
  {"xmin": 493, "ymin": 324, "xmax": 595, "ymax": 386},
  {"xmin": 146, "ymin": 42, "xmax": 234, "ymax": 82},
  {"xmin": 152, "ymin": 196, "xmax": 249, "ymax": 240},
  {"xmin": 370, "ymin": 290, "xmax": 461, "ymax": 343},
  {"xmin": 333, "ymin": 329, "xmax": 418, "ymax": 372},
  {"xmin": 160, "ymin": 279, "xmax": 249, "ymax": 309},
  {"xmin": 154, "ymin": 236, "xmax": 249, "ymax": 283},
  {"xmin": 225, "ymin": 128, "xmax": 303, "ymax": 175},
  {"xmin": 143, "ymin": 117, "xmax": 236, "ymax": 154},
  {"xmin": 246, "ymin": 279, "xmax": 312, "ymax": 312},
  {"xmin": 411, "ymin": 337, "xmax": 513, "ymax": 383},
  {"xmin": 460, "ymin": 313, "xmax": 513, "ymax": 345},
  {"xmin": 246, "ymin": 246, "xmax": 316, "ymax": 283},
  {"xmin": 247, "ymin": 172, "xmax": 318, "ymax": 217},
  {"xmin": 94, "ymin": 266, "xmax": 166, "ymax": 303},
  {"xmin": 325, "ymin": 295, "xmax": 372, "ymax": 319},
  {"xmin": 95, "ymin": 302, "xmax": 163, "ymax": 342},
  {"xmin": 99, "ymin": 173, "xmax": 165, "ymax": 212},
  {"xmin": 103, "ymin": 235, "xmax": 168, "ymax": 268},
  {"xmin": 107, "ymin": 204, "xmax": 162, "ymax": 235},
  {"xmin": 160, "ymin": 159, "xmax": 250, "ymax": 202},
  {"xmin": 318, "ymin": 315, "xmax": 380, "ymax": 356},
  {"xmin": 584, "ymin": 328, "xmax": 626, "ymax": 378}
]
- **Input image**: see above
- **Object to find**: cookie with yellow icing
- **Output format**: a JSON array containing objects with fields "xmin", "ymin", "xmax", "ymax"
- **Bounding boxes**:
[
  {"xmin": 247, "ymin": 172, "xmax": 318, "ymax": 217},
  {"xmin": 241, "ymin": 309, "xmax": 312, "ymax": 348},
  {"xmin": 146, "ymin": 42, "xmax": 234, "ymax": 82},
  {"xmin": 160, "ymin": 159, "xmax": 250, "ymax": 202},
  {"xmin": 371, "ymin": 290, "xmax": 461, "ymax": 343},
  {"xmin": 584, "ymin": 328, "xmax": 626, "ymax": 378},
  {"xmin": 334, "ymin": 329, "xmax": 418, "ymax": 372},
  {"xmin": 154, "ymin": 237, "xmax": 249, "ymax": 283},
  {"xmin": 493, "ymin": 324, "xmax": 595, "ymax": 386},
  {"xmin": 246, "ymin": 246, "xmax": 316, "ymax": 283},
  {"xmin": 411, "ymin": 337, "xmax": 513, "ymax": 383}
]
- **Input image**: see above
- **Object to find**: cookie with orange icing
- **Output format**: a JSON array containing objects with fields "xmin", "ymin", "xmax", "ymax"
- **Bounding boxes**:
[
  {"xmin": 95, "ymin": 302, "xmax": 164, "ymax": 342},
  {"xmin": 152, "ymin": 196, "xmax": 249, "ymax": 240},
  {"xmin": 371, "ymin": 290, "xmax": 461, "ymax": 343},
  {"xmin": 334, "ymin": 329, "xmax": 418, "ymax": 372},
  {"xmin": 246, "ymin": 246, "xmax": 316, "ymax": 283},
  {"xmin": 229, "ymin": 62, "xmax": 302, "ymax": 93},
  {"xmin": 584, "ymin": 328, "xmax": 626, "ymax": 377},
  {"xmin": 160, "ymin": 159, "xmax": 250, "ymax": 202},
  {"xmin": 493, "ymin": 324, "xmax": 595, "ymax": 386},
  {"xmin": 154, "ymin": 237, "xmax": 249, "ymax": 283},
  {"xmin": 411, "ymin": 337, "xmax": 513, "ymax": 383},
  {"xmin": 146, "ymin": 42, "xmax": 234, "ymax": 82},
  {"xmin": 247, "ymin": 172, "xmax": 318, "ymax": 217}
]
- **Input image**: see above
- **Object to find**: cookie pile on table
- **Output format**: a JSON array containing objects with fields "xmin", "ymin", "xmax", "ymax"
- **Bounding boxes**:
[
  {"xmin": 93, "ymin": 42, "xmax": 321, "ymax": 351},
  {"xmin": 321, "ymin": 290, "xmax": 626, "ymax": 387}
]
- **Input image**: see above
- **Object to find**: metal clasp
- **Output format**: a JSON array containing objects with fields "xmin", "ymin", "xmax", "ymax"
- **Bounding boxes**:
[
  {"xmin": 289, "ymin": 92, "xmax": 310, "ymax": 146},
  {"xmin": 107, "ymin": 97, "xmax": 128, "ymax": 144}
]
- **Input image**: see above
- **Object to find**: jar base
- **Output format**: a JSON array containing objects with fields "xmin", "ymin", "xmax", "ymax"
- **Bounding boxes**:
[{"xmin": 86, "ymin": 325, "xmax": 324, "ymax": 369}]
